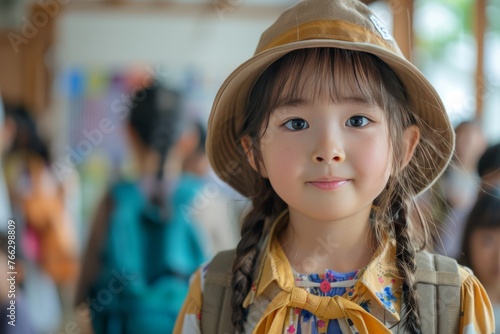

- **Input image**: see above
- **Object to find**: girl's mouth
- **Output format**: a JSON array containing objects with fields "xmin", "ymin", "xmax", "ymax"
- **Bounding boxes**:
[{"xmin": 307, "ymin": 180, "xmax": 349, "ymax": 190}]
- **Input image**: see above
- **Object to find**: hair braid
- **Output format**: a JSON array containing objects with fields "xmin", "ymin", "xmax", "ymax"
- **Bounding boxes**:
[
  {"xmin": 392, "ymin": 196, "xmax": 421, "ymax": 333},
  {"xmin": 231, "ymin": 184, "xmax": 280, "ymax": 332}
]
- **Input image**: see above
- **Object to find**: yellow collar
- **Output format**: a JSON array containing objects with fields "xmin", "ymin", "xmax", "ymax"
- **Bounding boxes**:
[{"xmin": 243, "ymin": 210, "xmax": 403, "ymax": 323}]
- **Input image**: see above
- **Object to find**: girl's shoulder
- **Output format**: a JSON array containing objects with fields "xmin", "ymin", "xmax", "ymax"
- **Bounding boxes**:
[
  {"xmin": 455, "ymin": 265, "xmax": 496, "ymax": 332},
  {"xmin": 192, "ymin": 256, "xmax": 219, "ymax": 295},
  {"xmin": 457, "ymin": 264, "xmax": 474, "ymax": 279},
  {"xmin": 200, "ymin": 250, "xmax": 235, "ymax": 289},
  {"xmin": 457, "ymin": 264, "xmax": 486, "ymax": 290}
]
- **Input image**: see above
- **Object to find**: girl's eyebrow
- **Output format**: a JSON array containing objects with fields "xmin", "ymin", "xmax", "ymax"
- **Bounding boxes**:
[
  {"xmin": 275, "ymin": 95, "xmax": 375, "ymax": 110},
  {"xmin": 275, "ymin": 98, "xmax": 309, "ymax": 109},
  {"xmin": 337, "ymin": 96, "xmax": 373, "ymax": 105}
]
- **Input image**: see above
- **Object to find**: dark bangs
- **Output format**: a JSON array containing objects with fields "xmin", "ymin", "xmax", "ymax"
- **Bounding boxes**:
[{"xmin": 265, "ymin": 48, "xmax": 408, "ymax": 116}]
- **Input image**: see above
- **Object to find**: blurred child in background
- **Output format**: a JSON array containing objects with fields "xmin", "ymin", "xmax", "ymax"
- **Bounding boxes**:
[
  {"xmin": 75, "ymin": 82, "xmax": 207, "ymax": 333},
  {"xmin": 460, "ymin": 191, "xmax": 500, "ymax": 333},
  {"xmin": 0, "ymin": 96, "xmax": 15, "ymax": 230},
  {"xmin": 3, "ymin": 104, "xmax": 80, "ymax": 286},
  {"xmin": 0, "ymin": 97, "xmax": 37, "ymax": 334},
  {"xmin": 180, "ymin": 121, "xmax": 240, "ymax": 255},
  {"xmin": 3, "ymin": 102, "xmax": 80, "ymax": 333},
  {"xmin": 477, "ymin": 142, "xmax": 500, "ymax": 193},
  {"xmin": 435, "ymin": 121, "xmax": 487, "ymax": 258}
]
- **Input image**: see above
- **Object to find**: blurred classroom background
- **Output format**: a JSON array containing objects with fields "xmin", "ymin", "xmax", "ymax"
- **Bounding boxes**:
[{"xmin": 0, "ymin": 0, "xmax": 499, "ymax": 333}]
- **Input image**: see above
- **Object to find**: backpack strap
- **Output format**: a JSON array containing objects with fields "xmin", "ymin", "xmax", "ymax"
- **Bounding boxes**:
[
  {"xmin": 392, "ymin": 251, "xmax": 461, "ymax": 334},
  {"xmin": 201, "ymin": 249, "xmax": 235, "ymax": 334}
]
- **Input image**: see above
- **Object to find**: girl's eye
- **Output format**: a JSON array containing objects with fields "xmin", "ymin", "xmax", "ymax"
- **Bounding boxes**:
[
  {"xmin": 284, "ymin": 118, "xmax": 309, "ymax": 131},
  {"xmin": 346, "ymin": 116, "xmax": 370, "ymax": 127}
]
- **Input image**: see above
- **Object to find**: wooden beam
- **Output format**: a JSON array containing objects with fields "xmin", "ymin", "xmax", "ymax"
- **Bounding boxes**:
[
  {"xmin": 63, "ymin": 1, "xmax": 288, "ymax": 19},
  {"xmin": 21, "ymin": 3, "xmax": 57, "ymax": 116},
  {"xmin": 392, "ymin": 0, "xmax": 414, "ymax": 62},
  {"xmin": 0, "ymin": 31, "xmax": 24, "ymax": 106},
  {"xmin": 0, "ymin": 3, "xmax": 57, "ymax": 115},
  {"xmin": 475, "ymin": 0, "xmax": 486, "ymax": 119}
]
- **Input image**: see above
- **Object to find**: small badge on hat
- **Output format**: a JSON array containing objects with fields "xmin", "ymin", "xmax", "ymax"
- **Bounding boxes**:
[{"xmin": 369, "ymin": 15, "xmax": 393, "ymax": 41}]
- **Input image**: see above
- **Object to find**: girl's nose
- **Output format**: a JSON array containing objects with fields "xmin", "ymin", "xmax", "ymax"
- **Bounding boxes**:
[
  {"xmin": 312, "ymin": 131, "xmax": 346, "ymax": 164},
  {"xmin": 313, "ymin": 150, "xmax": 345, "ymax": 164}
]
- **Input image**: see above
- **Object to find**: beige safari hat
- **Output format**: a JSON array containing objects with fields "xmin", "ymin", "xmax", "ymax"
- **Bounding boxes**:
[{"xmin": 206, "ymin": 0, "xmax": 454, "ymax": 197}]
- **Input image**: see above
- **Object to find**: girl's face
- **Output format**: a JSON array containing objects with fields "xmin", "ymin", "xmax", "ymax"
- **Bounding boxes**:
[
  {"xmin": 469, "ymin": 227, "xmax": 500, "ymax": 288},
  {"xmin": 243, "ymin": 49, "xmax": 419, "ymax": 224},
  {"xmin": 257, "ymin": 91, "xmax": 392, "ymax": 223}
]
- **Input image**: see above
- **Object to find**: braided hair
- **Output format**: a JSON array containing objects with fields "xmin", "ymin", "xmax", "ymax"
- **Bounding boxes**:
[
  {"xmin": 231, "ymin": 48, "xmax": 443, "ymax": 333},
  {"xmin": 128, "ymin": 83, "xmax": 183, "ymax": 219}
]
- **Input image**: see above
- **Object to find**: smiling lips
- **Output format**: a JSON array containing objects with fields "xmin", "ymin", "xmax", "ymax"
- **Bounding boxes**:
[{"xmin": 307, "ymin": 178, "xmax": 349, "ymax": 190}]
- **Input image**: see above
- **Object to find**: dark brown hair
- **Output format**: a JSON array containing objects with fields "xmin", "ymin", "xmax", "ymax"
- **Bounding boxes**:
[
  {"xmin": 459, "ymin": 191, "xmax": 500, "ymax": 272},
  {"xmin": 231, "ymin": 48, "xmax": 441, "ymax": 333},
  {"xmin": 128, "ymin": 84, "xmax": 183, "ymax": 219}
]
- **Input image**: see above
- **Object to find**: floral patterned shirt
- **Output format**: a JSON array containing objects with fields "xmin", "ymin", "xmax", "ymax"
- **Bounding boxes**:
[
  {"xmin": 289, "ymin": 268, "xmax": 361, "ymax": 333},
  {"xmin": 174, "ymin": 211, "xmax": 495, "ymax": 333}
]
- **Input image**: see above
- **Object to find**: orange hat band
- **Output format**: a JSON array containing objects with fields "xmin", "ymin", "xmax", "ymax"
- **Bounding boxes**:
[{"xmin": 257, "ymin": 20, "xmax": 398, "ymax": 55}]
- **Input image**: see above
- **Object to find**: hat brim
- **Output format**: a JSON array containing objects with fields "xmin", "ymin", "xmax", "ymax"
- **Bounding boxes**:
[{"xmin": 207, "ymin": 39, "xmax": 454, "ymax": 197}]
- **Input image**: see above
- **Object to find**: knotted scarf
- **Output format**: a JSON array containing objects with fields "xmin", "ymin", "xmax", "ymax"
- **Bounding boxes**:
[{"xmin": 253, "ymin": 284, "xmax": 391, "ymax": 333}]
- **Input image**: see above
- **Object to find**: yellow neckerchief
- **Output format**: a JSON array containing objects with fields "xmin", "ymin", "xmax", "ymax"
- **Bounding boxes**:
[{"xmin": 243, "ymin": 210, "xmax": 403, "ymax": 333}]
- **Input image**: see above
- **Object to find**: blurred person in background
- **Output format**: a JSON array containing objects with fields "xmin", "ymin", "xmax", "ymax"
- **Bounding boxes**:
[
  {"xmin": 477, "ymin": 142, "xmax": 500, "ymax": 193},
  {"xmin": 181, "ymin": 122, "xmax": 209, "ymax": 178},
  {"xmin": 435, "ymin": 120, "xmax": 487, "ymax": 258},
  {"xmin": 0, "ymin": 96, "xmax": 16, "ymax": 229},
  {"xmin": 75, "ymin": 82, "xmax": 207, "ymax": 334},
  {"xmin": 0, "ymin": 96, "xmax": 37, "ymax": 334},
  {"xmin": 2, "ymin": 101, "xmax": 81, "ymax": 333},
  {"xmin": 3, "ymin": 103, "xmax": 80, "ymax": 286},
  {"xmin": 0, "ymin": 235, "xmax": 37, "ymax": 334},
  {"xmin": 459, "ymin": 191, "xmax": 500, "ymax": 333},
  {"xmin": 180, "ymin": 121, "xmax": 240, "ymax": 255}
]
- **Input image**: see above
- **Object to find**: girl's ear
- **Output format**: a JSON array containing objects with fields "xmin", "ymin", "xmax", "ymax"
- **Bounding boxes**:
[
  {"xmin": 241, "ymin": 135, "xmax": 268, "ymax": 178},
  {"xmin": 401, "ymin": 125, "xmax": 420, "ymax": 169}
]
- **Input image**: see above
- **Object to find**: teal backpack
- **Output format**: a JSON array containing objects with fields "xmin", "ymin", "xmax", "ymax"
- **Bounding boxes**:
[{"xmin": 90, "ymin": 176, "xmax": 207, "ymax": 334}]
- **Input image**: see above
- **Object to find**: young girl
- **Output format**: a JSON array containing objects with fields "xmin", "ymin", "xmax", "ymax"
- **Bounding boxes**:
[
  {"xmin": 174, "ymin": 0, "xmax": 494, "ymax": 333},
  {"xmin": 460, "ymin": 192, "xmax": 500, "ymax": 332}
]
